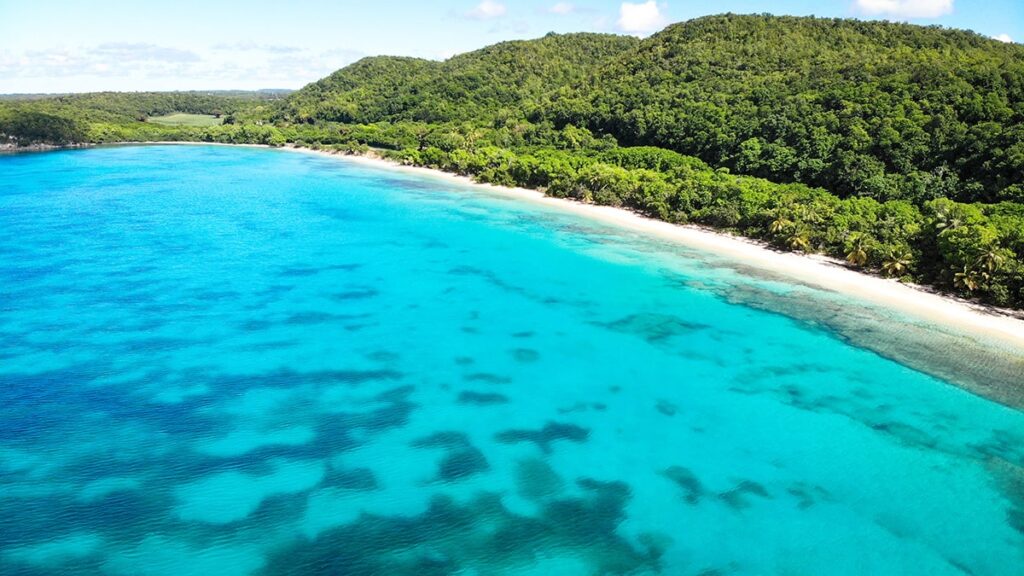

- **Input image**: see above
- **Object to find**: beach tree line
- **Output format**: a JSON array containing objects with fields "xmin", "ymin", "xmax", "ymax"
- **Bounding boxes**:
[
  {"xmin": 1, "ymin": 15, "xmax": 1022, "ymax": 308},
  {"xmin": 330, "ymin": 121, "xmax": 1024, "ymax": 309}
]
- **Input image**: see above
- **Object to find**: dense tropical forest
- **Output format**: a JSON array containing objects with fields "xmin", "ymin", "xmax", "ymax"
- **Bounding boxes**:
[{"xmin": 2, "ymin": 14, "xmax": 1023, "ymax": 310}]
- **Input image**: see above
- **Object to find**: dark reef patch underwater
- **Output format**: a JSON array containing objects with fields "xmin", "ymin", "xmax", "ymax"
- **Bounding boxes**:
[{"xmin": 0, "ymin": 145, "xmax": 1023, "ymax": 575}]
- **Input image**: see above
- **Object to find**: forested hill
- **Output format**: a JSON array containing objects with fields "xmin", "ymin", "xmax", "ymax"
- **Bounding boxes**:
[
  {"xmin": 2, "ymin": 91, "xmax": 284, "ymax": 123},
  {"xmin": 544, "ymin": 14, "xmax": 1024, "ymax": 205},
  {"xmin": 281, "ymin": 15, "xmax": 1024, "ymax": 205},
  {"xmin": 280, "ymin": 32, "xmax": 640, "ymax": 124},
  {"xmin": 3, "ymin": 15, "xmax": 1024, "ymax": 310},
  {"xmin": 0, "ymin": 90, "xmax": 287, "ymax": 144}
]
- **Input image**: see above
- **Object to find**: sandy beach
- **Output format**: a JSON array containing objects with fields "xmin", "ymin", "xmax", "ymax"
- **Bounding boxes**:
[
  {"xmin": 122, "ymin": 141, "xmax": 1024, "ymax": 352},
  {"xmin": 290, "ymin": 146, "xmax": 1024, "ymax": 349}
]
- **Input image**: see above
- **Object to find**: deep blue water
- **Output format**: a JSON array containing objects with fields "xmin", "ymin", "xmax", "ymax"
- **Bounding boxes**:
[{"xmin": 0, "ymin": 145, "xmax": 1022, "ymax": 576}]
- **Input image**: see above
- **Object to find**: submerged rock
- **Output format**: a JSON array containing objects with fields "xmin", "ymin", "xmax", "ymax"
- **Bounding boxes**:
[
  {"xmin": 719, "ymin": 480, "xmax": 772, "ymax": 510},
  {"xmin": 495, "ymin": 422, "xmax": 590, "ymax": 454},
  {"xmin": 259, "ymin": 488, "xmax": 658, "ymax": 575},
  {"xmin": 516, "ymin": 458, "xmax": 565, "ymax": 502},
  {"xmin": 375, "ymin": 385, "xmax": 415, "ymax": 403},
  {"xmin": 662, "ymin": 466, "xmax": 705, "ymax": 504},
  {"xmin": 411, "ymin": 431, "xmax": 470, "ymax": 450},
  {"xmin": 511, "ymin": 348, "xmax": 540, "ymax": 363},
  {"xmin": 331, "ymin": 288, "xmax": 379, "ymax": 301},
  {"xmin": 785, "ymin": 482, "xmax": 831, "ymax": 509},
  {"xmin": 463, "ymin": 372, "xmax": 513, "ymax": 385},
  {"xmin": 456, "ymin": 391, "xmax": 509, "ymax": 405},
  {"xmin": 437, "ymin": 447, "xmax": 489, "ymax": 481},
  {"xmin": 656, "ymin": 400, "xmax": 678, "ymax": 417},
  {"xmin": 595, "ymin": 313, "xmax": 710, "ymax": 344},
  {"xmin": 1008, "ymin": 508, "xmax": 1024, "ymax": 535}
]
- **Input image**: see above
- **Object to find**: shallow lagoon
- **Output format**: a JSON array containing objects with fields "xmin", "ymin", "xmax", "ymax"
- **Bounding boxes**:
[{"xmin": 0, "ymin": 145, "xmax": 1022, "ymax": 575}]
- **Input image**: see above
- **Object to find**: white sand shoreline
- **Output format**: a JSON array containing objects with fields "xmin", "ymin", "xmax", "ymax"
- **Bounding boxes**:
[{"xmin": 115, "ymin": 141, "xmax": 1024, "ymax": 350}]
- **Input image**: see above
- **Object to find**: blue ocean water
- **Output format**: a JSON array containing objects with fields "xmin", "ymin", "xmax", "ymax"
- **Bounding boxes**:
[{"xmin": 0, "ymin": 144, "xmax": 1022, "ymax": 576}]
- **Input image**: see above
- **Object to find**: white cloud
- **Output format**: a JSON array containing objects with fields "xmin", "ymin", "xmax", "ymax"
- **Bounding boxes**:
[
  {"xmin": 853, "ymin": 0, "xmax": 953, "ymax": 19},
  {"xmin": 616, "ymin": 1, "xmax": 667, "ymax": 35},
  {"xmin": 212, "ymin": 42, "xmax": 302, "ymax": 54},
  {"xmin": 90, "ymin": 43, "xmax": 200, "ymax": 63},
  {"xmin": 0, "ymin": 43, "xmax": 364, "ymax": 92},
  {"xmin": 548, "ymin": 2, "xmax": 575, "ymax": 15},
  {"xmin": 993, "ymin": 33, "xmax": 1013, "ymax": 43},
  {"xmin": 8, "ymin": 43, "xmax": 201, "ymax": 80},
  {"xmin": 466, "ymin": 0, "xmax": 507, "ymax": 20},
  {"xmin": 487, "ymin": 18, "xmax": 530, "ymax": 34}
]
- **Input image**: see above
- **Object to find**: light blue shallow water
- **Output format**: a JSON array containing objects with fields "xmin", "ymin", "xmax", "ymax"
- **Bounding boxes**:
[{"xmin": 0, "ymin": 145, "xmax": 1022, "ymax": 576}]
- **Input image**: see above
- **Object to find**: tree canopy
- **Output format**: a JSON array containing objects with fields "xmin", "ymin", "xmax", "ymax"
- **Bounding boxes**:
[
  {"xmin": 280, "ymin": 33, "xmax": 640, "ymax": 124},
  {"xmin": 543, "ymin": 14, "xmax": 1024, "ymax": 205},
  {"xmin": 2, "ymin": 15, "xmax": 1022, "ymax": 309}
]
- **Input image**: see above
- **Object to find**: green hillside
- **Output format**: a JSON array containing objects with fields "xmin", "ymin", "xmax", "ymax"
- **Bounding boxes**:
[
  {"xmin": 281, "ymin": 33, "xmax": 641, "ymax": 123},
  {"xmin": 2, "ymin": 91, "xmax": 279, "ymax": 124},
  {"xmin": 2, "ymin": 16, "xmax": 1022, "ymax": 310},
  {"xmin": 543, "ymin": 14, "xmax": 1024, "ymax": 205}
]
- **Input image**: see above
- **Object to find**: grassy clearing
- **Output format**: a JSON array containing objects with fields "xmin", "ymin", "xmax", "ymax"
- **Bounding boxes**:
[{"xmin": 147, "ymin": 113, "xmax": 223, "ymax": 127}]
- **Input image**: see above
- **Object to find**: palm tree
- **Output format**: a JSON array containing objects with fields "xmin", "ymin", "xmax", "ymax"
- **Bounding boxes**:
[
  {"xmin": 769, "ymin": 216, "xmax": 793, "ymax": 236},
  {"xmin": 845, "ymin": 233, "xmax": 871, "ymax": 267},
  {"xmin": 786, "ymin": 229, "xmax": 812, "ymax": 252},
  {"xmin": 795, "ymin": 204, "xmax": 824, "ymax": 226},
  {"xmin": 933, "ymin": 208, "xmax": 963, "ymax": 232},
  {"xmin": 463, "ymin": 126, "xmax": 486, "ymax": 152},
  {"xmin": 975, "ymin": 247, "xmax": 1005, "ymax": 274},
  {"xmin": 881, "ymin": 248, "xmax": 912, "ymax": 278},
  {"xmin": 953, "ymin": 265, "xmax": 987, "ymax": 293}
]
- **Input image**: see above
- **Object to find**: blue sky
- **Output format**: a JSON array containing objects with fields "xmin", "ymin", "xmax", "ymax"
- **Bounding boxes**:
[{"xmin": 0, "ymin": 0, "xmax": 1020, "ymax": 93}]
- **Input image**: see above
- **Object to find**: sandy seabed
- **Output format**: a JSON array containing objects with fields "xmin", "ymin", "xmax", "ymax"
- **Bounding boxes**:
[
  {"xmin": 126, "ymin": 141, "xmax": 1024, "ymax": 351},
  {"xmin": 289, "ymin": 146, "xmax": 1024, "ymax": 349}
]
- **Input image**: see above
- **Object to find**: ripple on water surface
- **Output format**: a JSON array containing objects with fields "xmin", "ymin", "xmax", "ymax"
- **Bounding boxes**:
[{"xmin": 0, "ymin": 145, "xmax": 1022, "ymax": 576}]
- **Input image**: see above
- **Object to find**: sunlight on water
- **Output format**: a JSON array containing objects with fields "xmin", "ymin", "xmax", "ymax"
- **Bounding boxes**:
[{"xmin": 0, "ymin": 145, "xmax": 1022, "ymax": 576}]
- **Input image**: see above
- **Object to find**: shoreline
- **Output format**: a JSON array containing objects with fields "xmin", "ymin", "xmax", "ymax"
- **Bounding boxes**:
[
  {"xmin": 0, "ymin": 142, "xmax": 93, "ymax": 153},
  {"xmin": 286, "ymin": 145, "xmax": 1024, "ymax": 350},
  {"xmin": 42, "ymin": 141, "xmax": 1024, "ymax": 351}
]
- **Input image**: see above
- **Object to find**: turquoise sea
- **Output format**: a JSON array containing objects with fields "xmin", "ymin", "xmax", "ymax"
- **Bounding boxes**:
[{"xmin": 1, "ymin": 144, "xmax": 1022, "ymax": 576}]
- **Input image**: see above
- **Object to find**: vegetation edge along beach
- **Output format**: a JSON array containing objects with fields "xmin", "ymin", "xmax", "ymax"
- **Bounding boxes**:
[
  {"xmin": 25, "ymin": 139, "xmax": 1024, "ymax": 410},
  {"xmin": 221, "ymin": 142, "xmax": 1024, "ymax": 340},
  {"xmin": 3, "ymin": 14, "xmax": 1024, "ymax": 321}
]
